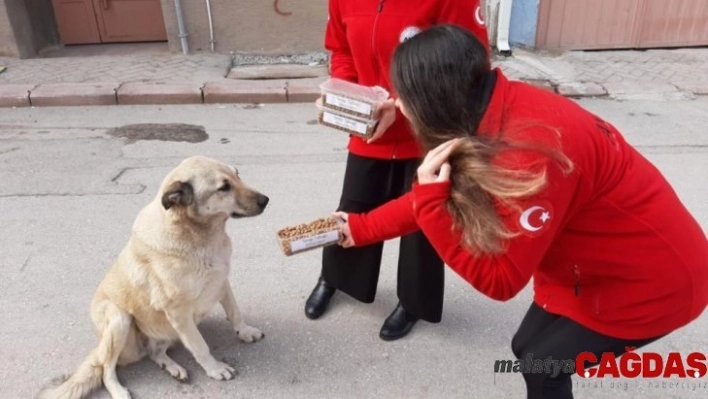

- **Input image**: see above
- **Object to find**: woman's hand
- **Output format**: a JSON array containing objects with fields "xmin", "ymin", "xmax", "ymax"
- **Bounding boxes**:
[
  {"xmin": 366, "ymin": 99, "xmax": 396, "ymax": 144},
  {"xmin": 417, "ymin": 138, "xmax": 462, "ymax": 184},
  {"xmin": 332, "ymin": 211, "xmax": 355, "ymax": 248}
]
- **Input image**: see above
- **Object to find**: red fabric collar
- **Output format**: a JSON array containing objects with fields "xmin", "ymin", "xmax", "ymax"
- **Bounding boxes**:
[{"xmin": 477, "ymin": 68, "xmax": 508, "ymax": 136}]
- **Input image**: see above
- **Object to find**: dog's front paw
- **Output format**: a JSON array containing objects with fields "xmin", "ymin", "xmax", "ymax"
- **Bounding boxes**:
[
  {"xmin": 112, "ymin": 387, "xmax": 133, "ymax": 399},
  {"xmin": 236, "ymin": 324, "xmax": 264, "ymax": 343},
  {"xmin": 164, "ymin": 362, "xmax": 189, "ymax": 382},
  {"xmin": 205, "ymin": 361, "xmax": 237, "ymax": 381}
]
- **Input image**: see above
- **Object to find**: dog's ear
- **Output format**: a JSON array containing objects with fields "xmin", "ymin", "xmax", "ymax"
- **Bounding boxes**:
[{"xmin": 161, "ymin": 181, "xmax": 194, "ymax": 210}]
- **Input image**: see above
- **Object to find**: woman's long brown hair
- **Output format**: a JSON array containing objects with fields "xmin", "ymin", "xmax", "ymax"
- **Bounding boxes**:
[{"xmin": 391, "ymin": 25, "xmax": 573, "ymax": 254}]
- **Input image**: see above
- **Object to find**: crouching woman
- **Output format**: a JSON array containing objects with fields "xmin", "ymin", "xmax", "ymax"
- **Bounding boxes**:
[{"xmin": 334, "ymin": 24, "xmax": 708, "ymax": 399}]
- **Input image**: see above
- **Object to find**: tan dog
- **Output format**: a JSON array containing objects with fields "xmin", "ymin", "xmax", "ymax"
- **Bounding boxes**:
[{"xmin": 38, "ymin": 156, "xmax": 269, "ymax": 399}]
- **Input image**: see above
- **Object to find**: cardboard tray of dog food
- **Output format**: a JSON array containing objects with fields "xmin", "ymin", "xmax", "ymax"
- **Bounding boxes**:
[
  {"xmin": 277, "ymin": 216, "xmax": 344, "ymax": 256},
  {"xmin": 319, "ymin": 78, "xmax": 389, "ymax": 119},
  {"xmin": 317, "ymin": 104, "xmax": 379, "ymax": 140}
]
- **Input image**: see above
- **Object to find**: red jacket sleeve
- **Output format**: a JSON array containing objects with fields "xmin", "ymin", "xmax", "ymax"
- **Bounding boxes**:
[
  {"xmin": 437, "ymin": 0, "xmax": 490, "ymax": 51},
  {"xmin": 347, "ymin": 192, "xmax": 420, "ymax": 246},
  {"xmin": 412, "ymin": 152, "xmax": 582, "ymax": 301},
  {"xmin": 324, "ymin": 0, "xmax": 358, "ymax": 83}
]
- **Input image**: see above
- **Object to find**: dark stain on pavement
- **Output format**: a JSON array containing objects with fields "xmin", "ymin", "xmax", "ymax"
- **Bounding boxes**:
[
  {"xmin": 106, "ymin": 123, "xmax": 208, "ymax": 144},
  {"xmin": 0, "ymin": 147, "xmax": 20, "ymax": 155}
]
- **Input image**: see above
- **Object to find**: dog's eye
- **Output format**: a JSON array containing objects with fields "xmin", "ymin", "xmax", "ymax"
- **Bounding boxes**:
[{"xmin": 219, "ymin": 182, "xmax": 231, "ymax": 192}]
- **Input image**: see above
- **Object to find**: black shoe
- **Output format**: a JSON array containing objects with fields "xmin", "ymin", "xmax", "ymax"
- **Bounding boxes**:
[
  {"xmin": 379, "ymin": 303, "xmax": 418, "ymax": 341},
  {"xmin": 305, "ymin": 277, "xmax": 336, "ymax": 320}
]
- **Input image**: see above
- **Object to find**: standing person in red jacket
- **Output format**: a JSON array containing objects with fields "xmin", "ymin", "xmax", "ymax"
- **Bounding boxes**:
[
  {"xmin": 334, "ymin": 25, "xmax": 708, "ymax": 397},
  {"xmin": 305, "ymin": 0, "xmax": 490, "ymax": 341}
]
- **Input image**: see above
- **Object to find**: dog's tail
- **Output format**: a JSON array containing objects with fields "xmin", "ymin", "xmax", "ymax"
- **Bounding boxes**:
[
  {"xmin": 36, "ymin": 302, "xmax": 131, "ymax": 399},
  {"xmin": 36, "ymin": 348, "xmax": 103, "ymax": 399}
]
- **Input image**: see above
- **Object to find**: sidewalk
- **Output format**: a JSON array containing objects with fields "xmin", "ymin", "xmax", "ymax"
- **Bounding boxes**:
[
  {"xmin": 505, "ymin": 48, "xmax": 708, "ymax": 100},
  {"xmin": 1, "ymin": 47, "xmax": 707, "ymax": 107}
]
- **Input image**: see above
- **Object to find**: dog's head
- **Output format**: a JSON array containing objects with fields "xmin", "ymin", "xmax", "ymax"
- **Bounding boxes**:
[{"xmin": 159, "ymin": 156, "xmax": 269, "ymax": 221}]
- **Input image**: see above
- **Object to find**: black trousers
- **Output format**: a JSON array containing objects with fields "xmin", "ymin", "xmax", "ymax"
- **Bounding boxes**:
[
  {"xmin": 511, "ymin": 303, "xmax": 665, "ymax": 399},
  {"xmin": 320, "ymin": 152, "xmax": 445, "ymax": 322}
]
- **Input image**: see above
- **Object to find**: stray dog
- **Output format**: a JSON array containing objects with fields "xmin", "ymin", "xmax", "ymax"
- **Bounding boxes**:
[{"xmin": 38, "ymin": 156, "xmax": 269, "ymax": 399}]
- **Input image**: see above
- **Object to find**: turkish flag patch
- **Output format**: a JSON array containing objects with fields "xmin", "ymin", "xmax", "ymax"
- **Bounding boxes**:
[{"xmin": 516, "ymin": 200, "xmax": 554, "ymax": 237}]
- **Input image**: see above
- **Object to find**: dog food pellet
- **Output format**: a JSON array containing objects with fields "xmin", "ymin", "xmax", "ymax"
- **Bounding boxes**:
[
  {"xmin": 277, "ymin": 217, "xmax": 342, "ymax": 256},
  {"xmin": 317, "ymin": 109, "xmax": 377, "ymax": 140}
]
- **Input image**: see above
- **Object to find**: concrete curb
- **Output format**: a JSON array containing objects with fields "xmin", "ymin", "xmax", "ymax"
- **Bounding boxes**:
[
  {"xmin": 672, "ymin": 81, "xmax": 708, "ymax": 96},
  {"xmin": 1, "ymin": 78, "xmax": 705, "ymax": 108},
  {"xmin": 0, "ymin": 84, "xmax": 35, "ymax": 107},
  {"xmin": 603, "ymin": 81, "xmax": 696, "ymax": 101},
  {"xmin": 29, "ymin": 83, "xmax": 119, "ymax": 107},
  {"xmin": 117, "ymin": 83, "xmax": 203, "ymax": 105},
  {"xmin": 204, "ymin": 80, "xmax": 288, "ymax": 104}
]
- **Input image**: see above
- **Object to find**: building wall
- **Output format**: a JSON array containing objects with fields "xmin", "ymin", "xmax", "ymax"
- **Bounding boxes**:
[
  {"xmin": 1, "ymin": 0, "xmax": 497, "ymax": 58},
  {"xmin": 0, "ymin": 0, "xmax": 60, "ymax": 58},
  {"xmin": 24, "ymin": 0, "xmax": 60, "ymax": 54},
  {"xmin": 509, "ymin": 0, "xmax": 539, "ymax": 48},
  {"xmin": 0, "ymin": 1, "xmax": 20, "ymax": 56},
  {"xmin": 3, "ymin": 0, "xmax": 35, "ymax": 58},
  {"xmin": 160, "ymin": 0, "xmax": 328, "ymax": 54}
]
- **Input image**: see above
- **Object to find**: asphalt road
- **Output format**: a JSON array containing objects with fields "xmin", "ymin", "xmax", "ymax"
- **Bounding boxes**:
[{"xmin": 0, "ymin": 99, "xmax": 706, "ymax": 398}]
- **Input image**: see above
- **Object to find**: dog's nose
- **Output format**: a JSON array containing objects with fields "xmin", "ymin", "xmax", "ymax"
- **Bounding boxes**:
[{"xmin": 257, "ymin": 194, "xmax": 269, "ymax": 209}]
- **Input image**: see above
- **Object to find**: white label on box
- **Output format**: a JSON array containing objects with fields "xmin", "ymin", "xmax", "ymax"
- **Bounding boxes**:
[
  {"xmin": 290, "ymin": 230, "xmax": 340, "ymax": 253},
  {"xmin": 322, "ymin": 111, "xmax": 369, "ymax": 135},
  {"xmin": 325, "ymin": 93, "xmax": 373, "ymax": 116}
]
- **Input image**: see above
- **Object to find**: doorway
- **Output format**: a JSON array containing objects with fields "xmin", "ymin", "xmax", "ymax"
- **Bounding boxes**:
[
  {"xmin": 51, "ymin": 0, "xmax": 168, "ymax": 45},
  {"xmin": 536, "ymin": 0, "xmax": 708, "ymax": 50}
]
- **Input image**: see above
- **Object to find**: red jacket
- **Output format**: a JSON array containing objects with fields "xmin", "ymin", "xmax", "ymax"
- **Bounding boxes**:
[
  {"xmin": 348, "ymin": 69, "xmax": 708, "ymax": 340},
  {"xmin": 325, "ymin": 0, "xmax": 489, "ymax": 160}
]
